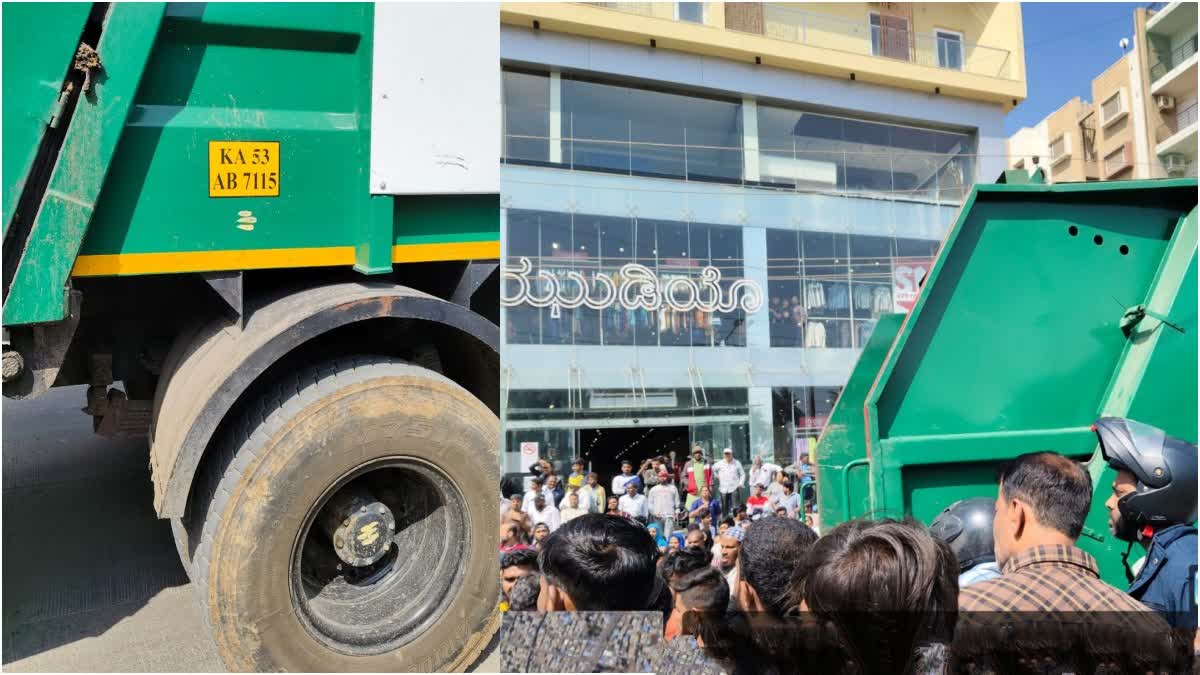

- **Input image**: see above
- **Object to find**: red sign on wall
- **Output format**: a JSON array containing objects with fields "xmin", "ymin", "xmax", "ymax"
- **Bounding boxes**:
[{"xmin": 893, "ymin": 258, "xmax": 933, "ymax": 313}]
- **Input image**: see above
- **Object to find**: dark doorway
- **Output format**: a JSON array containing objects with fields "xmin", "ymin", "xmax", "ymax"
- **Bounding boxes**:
[{"xmin": 577, "ymin": 425, "xmax": 690, "ymax": 491}]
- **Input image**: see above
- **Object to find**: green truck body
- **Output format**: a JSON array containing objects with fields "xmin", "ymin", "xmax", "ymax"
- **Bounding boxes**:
[
  {"xmin": 815, "ymin": 171, "xmax": 1198, "ymax": 587},
  {"xmin": 2, "ymin": 4, "xmax": 501, "ymax": 670},
  {"xmin": 3, "ymin": 2, "xmax": 497, "ymax": 327}
]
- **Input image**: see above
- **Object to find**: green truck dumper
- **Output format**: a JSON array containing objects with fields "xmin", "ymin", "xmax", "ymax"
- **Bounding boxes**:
[
  {"xmin": 3, "ymin": 3, "xmax": 501, "ymax": 670},
  {"xmin": 815, "ymin": 169, "xmax": 1197, "ymax": 588}
]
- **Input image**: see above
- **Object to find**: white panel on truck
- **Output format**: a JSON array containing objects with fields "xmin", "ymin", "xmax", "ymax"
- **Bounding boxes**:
[{"xmin": 370, "ymin": 3, "xmax": 499, "ymax": 195}]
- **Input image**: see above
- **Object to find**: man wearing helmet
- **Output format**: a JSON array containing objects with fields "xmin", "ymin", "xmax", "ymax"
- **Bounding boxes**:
[
  {"xmin": 1094, "ymin": 417, "xmax": 1198, "ymax": 629},
  {"xmin": 930, "ymin": 497, "xmax": 1002, "ymax": 587}
]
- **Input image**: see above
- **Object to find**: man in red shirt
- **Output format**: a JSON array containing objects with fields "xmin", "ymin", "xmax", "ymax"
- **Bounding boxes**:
[
  {"xmin": 683, "ymin": 446, "xmax": 712, "ymax": 508},
  {"xmin": 746, "ymin": 484, "xmax": 770, "ymax": 520}
]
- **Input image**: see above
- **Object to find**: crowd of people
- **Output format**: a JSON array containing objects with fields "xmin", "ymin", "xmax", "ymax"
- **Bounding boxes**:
[
  {"xmin": 498, "ymin": 422, "xmax": 1197, "ymax": 673},
  {"xmin": 499, "ymin": 446, "xmax": 821, "ymax": 556}
]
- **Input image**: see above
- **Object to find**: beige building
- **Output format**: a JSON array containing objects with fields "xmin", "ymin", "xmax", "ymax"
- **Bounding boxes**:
[
  {"xmin": 1008, "ymin": 1, "xmax": 1195, "ymax": 181},
  {"xmin": 1092, "ymin": 54, "xmax": 1140, "ymax": 180},
  {"xmin": 1138, "ymin": 1, "xmax": 1197, "ymax": 177}
]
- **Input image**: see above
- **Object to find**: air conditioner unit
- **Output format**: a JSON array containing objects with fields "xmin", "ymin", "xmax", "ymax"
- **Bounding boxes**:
[
  {"xmin": 1162, "ymin": 153, "xmax": 1189, "ymax": 176},
  {"xmin": 1155, "ymin": 95, "xmax": 1176, "ymax": 111}
]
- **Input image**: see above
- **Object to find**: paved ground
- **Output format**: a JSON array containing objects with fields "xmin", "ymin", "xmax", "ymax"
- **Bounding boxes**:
[{"xmin": 2, "ymin": 385, "xmax": 500, "ymax": 672}]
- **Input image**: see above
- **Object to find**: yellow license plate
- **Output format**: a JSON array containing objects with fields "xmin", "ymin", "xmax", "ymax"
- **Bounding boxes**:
[{"xmin": 209, "ymin": 141, "xmax": 280, "ymax": 198}]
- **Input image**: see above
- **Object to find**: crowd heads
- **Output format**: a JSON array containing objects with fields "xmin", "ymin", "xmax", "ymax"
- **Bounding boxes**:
[
  {"xmin": 501, "ymin": 434, "xmax": 1194, "ymax": 672},
  {"xmin": 738, "ymin": 517, "xmax": 818, "ymax": 616},
  {"xmin": 800, "ymin": 519, "xmax": 959, "ymax": 673},
  {"xmin": 537, "ymin": 513, "xmax": 660, "ymax": 612}
]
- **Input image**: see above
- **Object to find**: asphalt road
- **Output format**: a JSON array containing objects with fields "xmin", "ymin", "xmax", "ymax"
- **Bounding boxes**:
[{"xmin": 2, "ymin": 384, "xmax": 500, "ymax": 672}]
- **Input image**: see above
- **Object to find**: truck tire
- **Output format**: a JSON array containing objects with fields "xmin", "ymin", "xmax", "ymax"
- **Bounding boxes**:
[{"xmin": 183, "ymin": 355, "xmax": 499, "ymax": 671}]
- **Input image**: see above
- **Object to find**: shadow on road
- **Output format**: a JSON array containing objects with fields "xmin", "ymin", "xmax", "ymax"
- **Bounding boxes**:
[{"xmin": 2, "ymin": 386, "xmax": 192, "ymax": 665}]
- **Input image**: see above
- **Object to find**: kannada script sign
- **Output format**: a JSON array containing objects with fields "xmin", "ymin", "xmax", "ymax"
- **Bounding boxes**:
[{"xmin": 501, "ymin": 257, "xmax": 764, "ymax": 318}]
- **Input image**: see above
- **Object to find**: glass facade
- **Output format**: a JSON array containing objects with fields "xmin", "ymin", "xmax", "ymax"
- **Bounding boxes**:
[
  {"xmin": 767, "ymin": 230, "xmax": 939, "ymax": 349},
  {"xmin": 500, "ymin": 66, "xmax": 974, "ymax": 488},
  {"xmin": 504, "ymin": 210, "xmax": 746, "ymax": 347},
  {"xmin": 503, "ymin": 69, "xmax": 976, "ymax": 204}
]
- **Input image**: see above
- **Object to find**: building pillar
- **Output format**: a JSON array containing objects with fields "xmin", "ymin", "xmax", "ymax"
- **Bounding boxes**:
[
  {"xmin": 1127, "ymin": 39, "xmax": 1154, "ymax": 178},
  {"xmin": 742, "ymin": 95, "xmax": 760, "ymax": 182},
  {"xmin": 748, "ymin": 385, "xmax": 775, "ymax": 465},
  {"xmin": 550, "ymin": 70, "xmax": 563, "ymax": 164},
  {"xmin": 742, "ymin": 225, "xmax": 769, "ymax": 348}
]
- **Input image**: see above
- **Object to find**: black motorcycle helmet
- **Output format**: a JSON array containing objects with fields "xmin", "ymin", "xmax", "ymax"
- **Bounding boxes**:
[
  {"xmin": 929, "ymin": 497, "xmax": 996, "ymax": 572},
  {"xmin": 1094, "ymin": 416, "xmax": 1198, "ymax": 541}
]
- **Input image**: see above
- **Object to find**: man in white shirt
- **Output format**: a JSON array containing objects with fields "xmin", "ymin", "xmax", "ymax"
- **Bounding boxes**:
[
  {"xmin": 559, "ymin": 483, "xmax": 593, "ymax": 513},
  {"xmin": 713, "ymin": 448, "xmax": 745, "ymax": 516},
  {"xmin": 647, "ymin": 472, "xmax": 680, "ymax": 535},
  {"xmin": 611, "ymin": 460, "xmax": 637, "ymax": 497},
  {"xmin": 521, "ymin": 477, "xmax": 546, "ymax": 513},
  {"xmin": 559, "ymin": 491, "xmax": 588, "ymax": 525},
  {"xmin": 618, "ymin": 481, "xmax": 648, "ymax": 523},
  {"xmin": 527, "ymin": 494, "xmax": 561, "ymax": 532},
  {"xmin": 749, "ymin": 456, "xmax": 781, "ymax": 489}
]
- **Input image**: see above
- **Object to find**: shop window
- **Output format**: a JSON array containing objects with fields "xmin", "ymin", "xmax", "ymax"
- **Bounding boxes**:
[
  {"xmin": 767, "ymin": 229, "xmax": 803, "ymax": 347},
  {"xmin": 801, "ymin": 231, "xmax": 852, "ymax": 348}
]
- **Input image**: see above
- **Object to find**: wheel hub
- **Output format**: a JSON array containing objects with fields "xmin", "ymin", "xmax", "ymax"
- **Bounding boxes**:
[{"xmin": 318, "ymin": 486, "xmax": 396, "ymax": 567}]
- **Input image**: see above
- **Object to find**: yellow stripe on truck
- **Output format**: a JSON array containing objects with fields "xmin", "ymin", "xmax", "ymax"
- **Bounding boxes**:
[{"xmin": 71, "ymin": 241, "xmax": 500, "ymax": 277}]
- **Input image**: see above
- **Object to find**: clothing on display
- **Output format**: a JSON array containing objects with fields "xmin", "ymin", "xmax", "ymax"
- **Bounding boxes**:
[
  {"xmin": 805, "ymin": 321, "xmax": 826, "ymax": 348},
  {"xmin": 872, "ymin": 285, "xmax": 893, "ymax": 313},
  {"xmin": 825, "ymin": 282, "xmax": 849, "ymax": 311},
  {"xmin": 804, "ymin": 281, "xmax": 826, "ymax": 309},
  {"xmin": 853, "ymin": 284, "xmax": 874, "ymax": 311}
]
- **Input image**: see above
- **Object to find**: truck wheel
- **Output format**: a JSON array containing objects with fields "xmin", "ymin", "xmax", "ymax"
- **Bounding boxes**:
[{"xmin": 184, "ymin": 355, "xmax": 499, "ymax": 671}]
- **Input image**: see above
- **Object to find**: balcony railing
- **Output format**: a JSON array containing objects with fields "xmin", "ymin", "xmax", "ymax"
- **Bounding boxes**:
[
  {"xmin": 735, "ymin": 4, "xmax": 1015, "ymax": 80},
  {"xmin": 1158, "ymin": 101, "xmax": 1199, "ymax": 142},
  {"xmin": 1150, "ymin": 34, "xmax": 1198, "ymax": 81},
  {"xmin": 577, "ymin": 3, "xmax": 1015, "ymax": 80}
]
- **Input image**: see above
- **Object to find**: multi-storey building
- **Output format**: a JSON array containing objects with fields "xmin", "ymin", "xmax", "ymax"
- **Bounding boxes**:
[
  {"xmin": 1008, "ymin": 2, "xmax": 1195, "ymax": 182},
  {"xmin": 499, "ymin": 2, "xmax": 1026, "ymax": 487},
  {"xmin": 1139, "ymin": 1, "xmax": 1197, "ymax": 177}
]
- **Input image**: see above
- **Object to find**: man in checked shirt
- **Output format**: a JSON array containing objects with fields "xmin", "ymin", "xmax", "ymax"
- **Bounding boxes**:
[
  {"xmin": 955, "ymin": 451, "xmax": 1187, "ymax": 669},
  {"xmin": 959, "ymin": 452, "xmax": 1173, "ymax": 617}
]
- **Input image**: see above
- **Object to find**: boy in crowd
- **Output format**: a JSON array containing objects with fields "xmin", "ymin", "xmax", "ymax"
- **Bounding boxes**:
[
  {"xmin": 612, "ymin": 460, "xmax": 638, "ymax": 496},
  {"xmin": 648, "ymin": 471, "xmax": 681, "ymax": 535},
  {"xmin": 746, "ymin": 484, "xmax": 770, "ymax": 520}
]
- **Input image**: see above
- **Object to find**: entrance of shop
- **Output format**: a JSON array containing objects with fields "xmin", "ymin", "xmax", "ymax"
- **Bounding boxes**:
[{"xmin": 577, "ymin": 425, "xmax": 690, "ymax": 490}]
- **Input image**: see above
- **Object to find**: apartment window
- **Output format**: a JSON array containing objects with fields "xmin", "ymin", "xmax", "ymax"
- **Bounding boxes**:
[
  {"xmin": 870, "ymin": 13, "xmax": 911, "ymax": 61},
  {"xmin": 1104, "ymin": 145, "xmax": 1130, "ymax": 176},
  {"xmin": 1049, "ymin": 134, "xmax": 1071, "ymax": 165},
  {"xmin": 676, "ymin": 2, "xmax": 704, "ymax": 23},
  {"xmin": 1100, "ymin": 89, "xmax": 1128, "ymax": 128},
  {"xmin": 935, "ymin": 30, "xmax": 964, "ymax": 70}
]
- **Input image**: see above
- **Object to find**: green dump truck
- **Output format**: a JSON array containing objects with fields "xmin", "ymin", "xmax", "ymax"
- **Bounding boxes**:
[
  {"xmin": 815, "ymin": 169, "xmax": 1198, "ymax": 587},
  {"xmin": 3, "ymin": 3, "xmax": 501, "ymax": 670}
]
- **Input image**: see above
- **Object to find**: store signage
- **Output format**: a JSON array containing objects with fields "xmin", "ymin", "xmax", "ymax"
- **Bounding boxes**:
[
  {"xmin": 893, "ymin": 258, "xmax": 932, "ymax": 313},
  {"xmin": 501, "ymin": 257, "xmax": 764, "ymax": 318}
]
